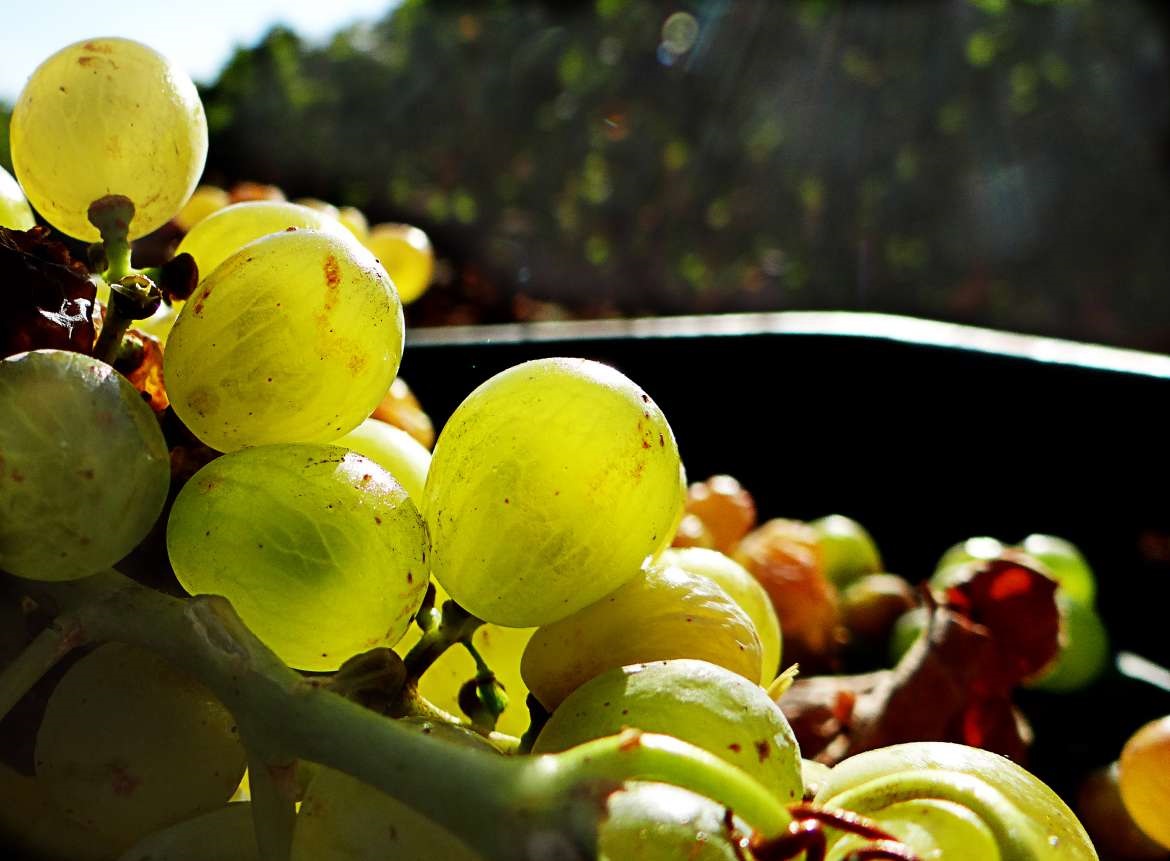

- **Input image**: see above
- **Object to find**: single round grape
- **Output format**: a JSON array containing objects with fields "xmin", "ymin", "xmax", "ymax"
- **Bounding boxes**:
[
  {"xmin": 888, "ymin": 606, "xmax": 928, "ymax": 665},
  {"xmin": 425, "ymin": 358, "xmax": 685, "ymax": 628},
  {"xmin": 659, "ymin": 546, "xmax": 782, "ymax": 684},
  {"xmin": 599, "ymin": 782, "xmax": 753, "ymax": 861},
  {"xmin": 1119, "ymin": 716, "xmax": 1170, "ymax": 849},
  {"xmin": 395, "ymin": 580, "xmax": 536, "ymax": 738},
  {"xmin": 810, "ymin": 513, "xmax": 882, "ymax": 589},
  {"xmin": 175, "ymin": 200, "xmax": 357, "ymax": 287},
  {"xmin": 1077, "ymin": 763, "xmax": 1170, "ymax": 861},
  {"xmin": 334, "ymin": 417, "xmax": 431, "ymax": 503},
  {"xmin": 35, "ymin": 643, "xmax": 246, "ymax": 851},
  {"xmin": 534, "ymin": 659, "xmax": 803, "ymax": 803},
  {"xmin": 172, "ymin": 184, "xmax": 231, "ymax": 233},
  {"xmin": 839, "ymin": 573, "xmax": 916, "ymax": 642},
  {"xmin": 364, "ymin": 223, "xmax": 435, "ymax": 304},
  {"xmin": 164, "ymin": 230, "xmax": 404, "ymax": 451},
  {"xmin": 116, "ymin": 803, "xmax": 258, "ymax": 861},
  {"xmin": 11, "ymin": 38, "xmax": 206, "ymax": 241},
  {"xmin": 1018, "ymin": 533, "xmax": 1097, "ymax": 608},
  {"xmin": 0, "ymin": 164, "xmax": 35, "ymax": 229},
  {"xmin": 167, "ymin": 444, "xmax": 428, "ymax": 671},
  {"xmin": 931, "ymin": 536, "xmax": 1005, "ymax": 588},
  {"xmin": 682, "ymin": 474, "xmax": 756, "ymax": 553},
  {"xmin": 521, "ymin": 561, "xmax": 761, "ymax": 710},
  {"xmin": 337, "ymin": 206, "xmax": 370, "ymax": 242},
  {"xmin": 0, "ymin": 350, "xmax": 170, "ymax": 581},
  {"xmin": 1026, "ymin": 594, "xmax": 1109, "ymax": 692}
]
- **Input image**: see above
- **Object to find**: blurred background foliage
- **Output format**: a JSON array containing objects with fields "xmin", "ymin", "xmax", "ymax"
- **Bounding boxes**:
[{"xmin": 3, "ymin": 0, "xmax": 1169, "ymax": 348}]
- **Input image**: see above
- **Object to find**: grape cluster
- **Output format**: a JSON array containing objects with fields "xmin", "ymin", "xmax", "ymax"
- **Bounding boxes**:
[{"xmin": 0, "ymin": 34, "xmax": 1125, "ymax": 861}]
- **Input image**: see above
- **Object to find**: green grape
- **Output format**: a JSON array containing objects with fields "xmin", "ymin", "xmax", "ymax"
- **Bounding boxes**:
[
  {"xmin": 598, "ymin": 781, "xmax": 752, "ymax": 861},
  {"xmin": 931, "ymin": 535, "xmax": 1006, "ymax": 590},
  {"xmin": 888, "ymin": 606, "xmax": 928, "ymax": 665},
  {"xmin": 815, "ymin": 741, "xmax": 1097, "ymax": 860},
  {"xmin": 827, "ymin": 798, "xmax": 1001, "ymax": 860},
  {"xmin": 1018, "ymin": 533, "xmax": 1097, "ymax": 608},
  {"xmin": 10, "ymin": 37, "xmax": 206, "ymax": 241},
  {"xmin": 167, "ymin": 444, "xmax": 428, "ymax": 671},
  {"xmin": 117, "ymin": 803, "xmax": 258, "ymax": 861},
  {"xmin": 0, "ymin": 164, "xmax": 36, "ymax": 229},
  {"xmin": 364, "ymin": 223, "xmax": 435, "ymax": 304},
  {"xmin": 1027, "ymin": 594, "xmax": 1109, "ymax": 692},
  {"xmin": 659, "ymin": 546, "xmax": 782, "ymax": 684},
  {"xmin": 35, "ymin": 643, "xmax": 246, "ymax": 851},
  {"xmin": 809, "ymin": 514, "xmax": 883, "ymax": 588},
  {"xmin": 0, "ymin": 350, "xmax": 170, "ymax": 581},
  {"xmin": 176, "ymin": 200, "xmax": 356, "ymax": 284},
  {"xmin": 424, "ymin": 357, "xmax": 685, "ymax": 627},
  {"xmin": 334, "ymin": 417, "xmax": 431, "ymax": 503},
  {"xmin": 521, "ymin": 561, "xmax": 762, "ymax": 711},
  {"xmin": 396, "ymin": 580, "xmax": 536, "ymax": 738},
  {"xmin": 292, "ymin": 717, "xmax": 497, "ymax": 861},
  {"xmin": 533, "ymin": 659, "xmax": 803, "ymax": 803},
  {"xmin": 164, "ymin": 230, "xmax": 404, "ymax": 451}
]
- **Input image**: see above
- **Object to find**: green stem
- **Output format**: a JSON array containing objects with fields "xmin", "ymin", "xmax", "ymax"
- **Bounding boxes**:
[
  {"xmin": 402, "ymin": 600, "xmax": 483, "ymax": 680},
  {"xmin": 244, "ymin": 747, "xmax": 297, "ymax": 861},
  {"xmin": 0, "ymin": 616, "xmax": 83, "ymax": 722}
]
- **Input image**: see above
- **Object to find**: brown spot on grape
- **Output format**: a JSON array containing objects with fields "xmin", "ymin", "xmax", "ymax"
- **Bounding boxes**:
[
  {"xmin": 754, "ymin": 740, "xmax": 771, "ymax": 762},
  {"xmin": 347, "ymin": 353, "xmax": 368, "ymax": 374},
  {"xmin": 728, "ymin": 743, "xmax": 742, "ymax": 753},
  {"xmin": 109, "ymin": 765, "xmax": 141, "ymax": 796},
  {"xmin": 504, "ymin": 498, "xmax": 510, "ymax": 504},
  {"xmin": 407, "ymin": 572, "xmax": 413, "ymax": 583},
  {"xmin": 374, "ymin": 516, "xmax": 382, "ymax": 525},
  {"xmin": 79, "ymin": 468, "xmax": 95, "ymax": 480},
  {"xmin": 83, "ymin": 41, "xmax": 113, "ymax": 53},
  {"xmin": 362, "ymin": 474, "xmax": 372, "ymax": 483},
  {"xmin": 641, "ymin": 393, "xmax": 649, "ymax": 403},
  {"xmin": 659, "ymin": 434, "xmax": 665, "ymax": 447},
  {"xmin": 324, "ymin": 255, "xmax": 341, "ymax": 288},
  {"xmin": 11, "ymin": 470, "xmax": 24, "ymax": 483},
  {"xmin": 641, "ymin": 440, "xmax": 651, "ymax": 449},
  {"xmin": 285, "ymin": 226, "xmax": 298, "ymax": 232}
]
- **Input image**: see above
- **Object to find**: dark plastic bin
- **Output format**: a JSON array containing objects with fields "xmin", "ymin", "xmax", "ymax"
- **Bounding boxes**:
[{"xmin": 404, "ymin": 311, "xmax": 1170, "ymax": 802}]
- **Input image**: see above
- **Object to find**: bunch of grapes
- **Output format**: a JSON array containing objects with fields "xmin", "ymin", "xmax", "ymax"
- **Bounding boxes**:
[{"xmin": 0, "ymin": 35, "xmax": 1125, "ymax": 861}]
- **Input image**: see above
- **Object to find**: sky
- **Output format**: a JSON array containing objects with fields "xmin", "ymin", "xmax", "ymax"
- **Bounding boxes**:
[{"xmin": 0, "ymin": 0, "xmax": 401, "ymax": 103}]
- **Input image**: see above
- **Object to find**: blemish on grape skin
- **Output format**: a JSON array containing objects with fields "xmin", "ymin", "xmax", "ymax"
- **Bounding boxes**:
[
  {"xmin": 728, "ymin": 743, "xmax": 742, "ymax": 753},
  {"xmin": 754, "ymin": 739, "xmax": 771, "ymax": 762},
  {"xmin": 109, "ymin": 765, "xmax": 141, "ymax": 796}
]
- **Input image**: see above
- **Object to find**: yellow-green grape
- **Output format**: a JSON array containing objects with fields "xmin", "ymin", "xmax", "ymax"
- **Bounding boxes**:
[
  {"xmin": 334, "ymin": 417, "xmax": 431, "ymax": 502},
  {"xmin": 521, "ymin": 561, "xmax": 761, "ymax": 710},
  {"xmin": 164, "ymin": 230, "xmax": 404, "ymax": 451},
  {"xmin": 364, "ymin": 223, "xmax": 435, "ymax": 304},
  {"xmin": 534, "ymin": 659, "xmax": 803, "ymax": 803},
  {"xmin": 0, "ymin": 165, "xmax": 35, "ymax": 229},
  {"xmin": 176, "ymin": 200, "xmax": 357, "ymax": 286},
  {"xmin": 338, "ymin": 206, "xmax": 370, "ymax": 242},
  {"xmin": 1027, "ymin": 594, "xmax": 1109, "ymax": 692},
  {"xmin": 810, "ymin": 513, "xmax": 883, "ymax": 589},
  {"xmin": 931, "ymin": 536, "xmax": 1005, "ymax": 588},
  {"xmin": 396, "ymin": 580, "xmax": 536, "ymax": 738},
  {"xmin": 827, "ymin": 799, "xmax": 1001, "ymax": 861},
  {"xmin": 425, "ymin": 357, "xmax": 685, "ymax": 628},
  {"xmin": 659, "ymin": 546, "xmax": 782, "ymax": 684},
  {"xmin": 35, "ymin": 643, "xmax": 246, "ymax": 852},
  {"xmin": 291, "ymin": 718, "xmax": 496, "ymax": 861},
  {"xmin": 1018, "ymin": 533, "xmax": 1097, "ymax": 608},
  {"xmin": 167, "ymin": 444, "xmax": 428, "ymax": 671},
  {"xmin": 598, "ymin": 782, "xmax": 753, "ymax": 861},
  {"xmin": 116, "ymin": 803, "xmax": 258, "ymax": 861},
  {"xmin": 0, "ymin": 350, "xmax": 169, "ymax": 581},
  {"xmin": 172, "ymin": 184, "xmax": 231, "ymax": 233},
  {"xmin": 10, "ymin": 37, "xmax": 206, "ymax": 241},
  {"xmin": 815, "ymin": 741, "xmax": 1097, "ymax": 860}
]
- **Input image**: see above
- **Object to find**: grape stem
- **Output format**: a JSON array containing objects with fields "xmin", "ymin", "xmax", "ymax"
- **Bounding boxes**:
[
  {"xmin": 244, "ymin": 746, "xmax": 297, "ymax": 861},
  {"xmin": 12, "ymin": 570, "xmax": 794, "ymax": 859},
  {"xmin": 402, "ymin": 598, "xmax": 483, "ymax": 681},
  {"xmin": 0, "ymin": 614, "xmax": 83, "ymax": 723}
]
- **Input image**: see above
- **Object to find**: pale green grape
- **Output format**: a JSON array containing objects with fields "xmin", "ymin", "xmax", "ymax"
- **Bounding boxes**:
[
  {"xmin": 0, "ymin": 164, "xmax": 35, "ymax": 229},
  {"xmin": 827, "ymin": 798, "xmax": 1001, "ymax": 860},
  {"xmin": 10, "ymin": 37, "xmax": 206, "ymax": 241},
  {"xmin": 888, "ymin": 606, "xmax": 928, "ymax": 665},
  {"xmin": 364, "ymin": 223, "xmax": 434, "ymax": 304},
  {"xmin": 521, "ymin": 561, "xmax": 761, "ymax": 710},
  {"xmin": 35, "ymin": 643, "xmax": 246, "ymax": 852},
  {"xmin": 164, "ymin": 230, "xmax": 404, "ymax": 451},
  {"xmin": 167, "ymin": 444, "xmax": 427, "ymax": 671},
  {"xmin": 424, "ymin": 358, "xmax": 685, "ymax": 627},
  {"xmin": 0, "ymin": 350, "xmax": 169, "ymax": 581},
  {"xmin": 117, "ymin": 803, "xmax": 258, "ymax": 861},
  {"xmin": 932, "ymin": 536, "xmax": 1006, "ymax": 588},
  {"xmin": 395, "ymin": 579, "xmax": 536, "ymax": 738},
  {"xmin": 1018, "ymin": 533, "xmax": 1097, "ymax": 608},
  {"xmin": 598, "ymin": 782, "xmax": 752, "ymax": 861},
  {"xmin": 1027, "ymin": 594, "xmax": 1109, "ymax": 692},
  {"xmin": 176, "ymin": 200, "xmax": 355, "ymax": 283},
  {"xmin": 659, "ymin": 546, "xmax": 782, "ymax": 684},
  {"xmin": 292, "ymin": 717, "xmax": 496, "ymax": 861},
  {"xmin": 334, "ymin": 417, "xmax": 431, "ymax": 502},
  {"xmin": 810, "ymin": 513, "xmax": 882, "ymax": 588},
  {"xmin": 534, "ymin": 659, "xmax": 803, "ymax": 803}
]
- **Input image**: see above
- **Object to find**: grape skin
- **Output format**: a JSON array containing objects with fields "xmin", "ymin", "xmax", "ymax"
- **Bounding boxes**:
[
  {"xmin": 35, "ymin": 643, "xmax": 246, "ymax": 852},
  {"xmin": 11, "ymin": 37, "xmax": 206, "ymax": 241},
  {"xmin": 167, "ymin": 444, "xmax": 428, "ymax": 671},
  {"xmin": 334, "ymin": 417, "xmax": 431, "ymax": 503},
  {"xmin": 0, "ymin": 165, "xmax": 35, "ymax": 229},
  {"xmin": 424, "ymin": 357, "xmax": 685, "ymax": 628},
  {"xmin": 0, "ymin": 350, "xmax": 170, "ymax": 581},
  {"xmin": 164, "ymin": 230, "xmax": 404, "ymax": 451}
]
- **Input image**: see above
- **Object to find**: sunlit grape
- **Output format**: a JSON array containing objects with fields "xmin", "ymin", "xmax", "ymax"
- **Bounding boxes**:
[
  {"xmin": 1027, "ymin": 594, "xmax": 1109, "ymax": 692},
  {"xmin": 0, "ymin": 350, "xmax": 170, "ymax": 581},
  {"xmin": 167, "ymin": 444, "xmax": 428, "ymax": 671},
  {"xmin": 165, "ymin": 230, "xmax": 404, "ymax": 451},
  {"xmin": 334, "ymin": 418, "xmax": 430, "ymax": 502},
  {"xmin": 11, "ymin": 37, "xmax": 206, "ymax": 240},
  {"xmin": 35, "ymin": 643, "xmax": 246, "ymax": 851},
  {"xmin": 0, "ymin": 165, "xmax": 35, "ymax": 229},
  {"xmin": 424, "ymin": 357, "xmax": 685, "ymax": 628},
  {"xmin": 1018, "ymin": 533, "xmax": 1097, "ymax": 608},
  {"xmin": 364, "ymin": 223, "xmax": 435, "ymax": 304},
  {"xmin": 810, "ymin": 513, "xmax": 882, "ymax": 588}
]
